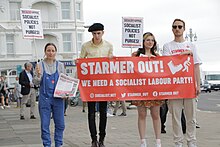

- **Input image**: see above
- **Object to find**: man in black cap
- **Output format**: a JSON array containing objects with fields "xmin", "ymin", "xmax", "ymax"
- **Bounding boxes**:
[
  {"xmin": 80, "ymin": 23, "xmax": 113, "ymax": 147},
  {"xmin": 88, "ymin": 23, "xmax": 104, "ymax": 32}
]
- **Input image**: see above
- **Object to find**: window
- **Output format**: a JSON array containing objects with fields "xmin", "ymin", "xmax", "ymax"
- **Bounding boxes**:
[
  {"xmin": 9, "ymin": 2, "xmax": 21, "ymax": 20},
  {"xmin": 61, "ymin": 2, "xmax": 70, "ymax": 19},
  {"xmin": 9, "ymin": 70, "xmax": 17, "ymax": 76},
  {"xmin": 66, "ymin": 68, "xmax": 73, "ymax": 74},
  {"xmin": 6, "ymin": 34, "xmax": 15, "ymax": 55},
  {"xmin": 77, "ymin": 33, "xmax": 83, "ymax": 52},
  {"xmin": 206, "ymin": 75, "xmax": 220, "ymax": 80},
  {"xmin": 1, "ymin": 71, "xmax": 7, "ymax": 76},
  {"xmin": 75, "ymin": 2, "xmax": 81, "ymax": 20},
  {"xmin": 62, "ymin": 33, "xmax": 72, "ymax": 52}
]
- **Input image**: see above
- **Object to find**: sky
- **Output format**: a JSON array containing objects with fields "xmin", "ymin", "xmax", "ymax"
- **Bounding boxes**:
[{"xmin": 83, "ymin": 0, "xmax": 220, "ymax": 72}]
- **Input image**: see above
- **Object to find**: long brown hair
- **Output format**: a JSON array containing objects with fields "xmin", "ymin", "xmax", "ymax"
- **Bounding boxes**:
[{"xmin": 136, "ymin": 32, "xmax": 157, "ymax": 57}]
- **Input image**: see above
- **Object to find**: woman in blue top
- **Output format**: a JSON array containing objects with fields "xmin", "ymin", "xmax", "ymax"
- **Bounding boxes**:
[{"xmin": 33, "ymin": 43, "xmax": 65, "ymax": 147}]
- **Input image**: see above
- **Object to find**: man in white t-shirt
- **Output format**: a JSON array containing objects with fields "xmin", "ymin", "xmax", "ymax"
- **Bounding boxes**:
[{"xmin": 162, "ymin": 19, "xmax": 202, "ymax": 147}]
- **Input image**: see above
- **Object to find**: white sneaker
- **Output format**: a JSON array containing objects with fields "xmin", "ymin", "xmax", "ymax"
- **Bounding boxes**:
[
  {"xmin": 156, "ymin": 139, "xmax": 161, "ymax": 147},
  {"xmin": 156, "ymin": 143, "xmax": 161, "ymax": 147},
  {"xmin": 107, "ymin": 112, "xmax": 114, "ymax": 117},
  {"xmin": 140, "ymin": 142, "xmax": 147, "ymax": 147},
  {"xmin": 140, "ymin": 140, "xmax": 147, "ymax": 147},
  {"xmin": 175, "ymin": 142, "xmax": 183, "ymax": 147},
  {"xmin": 0, "ymin": 106, "xmax": 4, "ymax": 109},
  {"xmin": 187, "ymin": 141, "xmax": 197, "ymax": 147},
  {"xmin": 5, "ymin": 105, "xmax": 10, "ymax": 108}
]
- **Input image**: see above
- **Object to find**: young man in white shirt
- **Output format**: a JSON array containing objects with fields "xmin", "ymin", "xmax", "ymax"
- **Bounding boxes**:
[{"xmin": 162, "ymin": 19, "xmax": 202, "ymax": 147}]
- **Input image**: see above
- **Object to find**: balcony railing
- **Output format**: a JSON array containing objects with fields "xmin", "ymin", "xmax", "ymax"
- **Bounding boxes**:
[
  {"xmin": 43, "ymin": 22, "xmax": 58, "ymax": 29},
  {"xmin": 6, "ymin": 21, "xmax": 84, "ymax": 30}
]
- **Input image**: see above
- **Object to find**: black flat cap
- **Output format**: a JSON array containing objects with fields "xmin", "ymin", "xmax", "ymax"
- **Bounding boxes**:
[{"xmin": 88, "ymin": 23, "xmax": 104, "ymax": 32}]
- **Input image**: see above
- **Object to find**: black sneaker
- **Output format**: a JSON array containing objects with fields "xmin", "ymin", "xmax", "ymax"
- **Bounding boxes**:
[
  {"xmin": 161, "ymin": 129, "xmax": 166, "ymax": 134},
  {"xmin": 91, "ymin": 140, "xmax": 98, "ymax": 147},
  {"xmin": 98, "ymin": 141, "xmax": 105, "ymax": 147},
  {"xmin": 20, "ymin": 116, "xmax": 25, "ymax": 120},
  {"xmin": 118, "ymin": 113, "xmax": 126, "ymax": 116},
  {"xmin": 30, "ymin": 115, "xmax": 36, "ymax": 119},
  {"xmin": 196, "ymin": 123, "xmax": 200, "ymax": 128}
]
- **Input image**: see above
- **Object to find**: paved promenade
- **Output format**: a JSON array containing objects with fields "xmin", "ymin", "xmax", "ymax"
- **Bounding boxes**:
[{"xmin": 0, "ymin": 103, "xmax": 220, "ymax": 147}]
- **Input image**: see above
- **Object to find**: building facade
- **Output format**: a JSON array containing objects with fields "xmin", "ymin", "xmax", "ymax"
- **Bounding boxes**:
[{"xmin": 0, "ymin": 0, "xmax": 84, "ymax": 87}]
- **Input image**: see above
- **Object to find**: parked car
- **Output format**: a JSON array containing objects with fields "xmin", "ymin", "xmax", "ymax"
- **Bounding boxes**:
[
  {"xmin": 200, "ymin": 80, "xmax": 211, "ymax": 93},
  {"xmin": 205, "ymin": 73, "xmax": 220, "ymax": 91}
]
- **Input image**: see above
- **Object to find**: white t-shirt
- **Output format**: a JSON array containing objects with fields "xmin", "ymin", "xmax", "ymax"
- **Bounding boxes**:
[{"xmin": 163, "ymin": 40, "xmax": 202, "ymax": 65}]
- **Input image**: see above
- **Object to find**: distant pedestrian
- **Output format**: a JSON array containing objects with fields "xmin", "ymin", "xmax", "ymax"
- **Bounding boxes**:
[
  {"xmin": 19, "ymin": 62, "xmax": 36, "ymax": 120},
  {"xmin": 0, "ymin": 76, "xmax": 5, "ymax": 109},
  {"xmin": 0, "ymin": 76, "xmax": 10, "ymax": 109},
  {"xmin": 64, "ymin": 98, "xmax": 68, "ymax": 116},
  {"xmin": 82, "ymin": 102, "xmax": 86, "ymax": 112},
  {"xmin": 14, "ymin": 77, "xmax": 22, "ymax": 108},
  {"xmin": 160, "ymin": 100, "xmax": 186, "ymax": 134},
  {"xmin": 113, "ymin": 101, "xmax": 127, "ymax": 116}
]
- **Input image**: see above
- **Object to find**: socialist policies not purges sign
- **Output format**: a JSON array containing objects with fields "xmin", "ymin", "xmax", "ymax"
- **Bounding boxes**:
[
  {"xmin": 20, "ymin": 8, "xmax": 44, "ymax": 39},
  {"xmin": 122, "ymin": 17, "xmax": 143, "ymax": 48}
]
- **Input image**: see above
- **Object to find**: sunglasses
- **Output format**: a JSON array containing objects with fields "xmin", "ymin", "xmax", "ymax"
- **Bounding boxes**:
[{"xmin": 172, "ymin": 25, "xmax": 183, "ymax": 29}]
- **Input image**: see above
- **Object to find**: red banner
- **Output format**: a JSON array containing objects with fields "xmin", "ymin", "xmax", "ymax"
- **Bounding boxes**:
[{"xmin": 76, "ymin": 55, "xmax": 196, "ymax": 102}]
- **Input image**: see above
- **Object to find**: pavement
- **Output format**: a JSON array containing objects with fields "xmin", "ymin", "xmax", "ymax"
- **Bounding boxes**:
[{"xmin": 0, "ymin": 103, "xmax": 220, "ymax": 147}]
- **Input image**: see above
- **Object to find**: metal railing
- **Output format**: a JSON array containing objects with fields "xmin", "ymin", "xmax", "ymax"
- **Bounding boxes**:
[{"xmin": 42, "ymin": 22, "xmax": 58, "ymax": 29}]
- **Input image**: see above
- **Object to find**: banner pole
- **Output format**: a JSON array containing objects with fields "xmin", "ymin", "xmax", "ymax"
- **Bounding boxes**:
[
  {"xmin": 130, "ymin": 47, "xmax": 132, "ymax": 56},
  {"xmin": 33, "ymin": 38, "xmax": 38, "ymax": 62}
]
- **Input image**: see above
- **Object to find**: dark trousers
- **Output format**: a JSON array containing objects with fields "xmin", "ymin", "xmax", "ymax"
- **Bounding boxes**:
[
  {"xmin": 88, "ymin": 101, "xmax": 107, "ymax": 142},
  {"xmin": 64, "ymin": 99, "xmax": 68, "ymax": 113},
  {"xmin": 160, "ymin": 102, "xmax": 186, "ymax": 133},
  {"xmin": 181, "ymin": 110, "xmax": 186, "ymax": 133},
  {"xmin": 160, "ymin": 102, "xmax": 169, "ymax": 130}
]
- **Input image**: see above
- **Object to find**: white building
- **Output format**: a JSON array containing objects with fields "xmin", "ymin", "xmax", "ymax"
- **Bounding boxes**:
[{"xmin": 0, "ymin": 0, "xmax": 84, "ymax": 87}]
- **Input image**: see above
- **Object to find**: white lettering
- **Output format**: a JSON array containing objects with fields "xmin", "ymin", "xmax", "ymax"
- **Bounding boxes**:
[
  {"xmin": 148, "ymin": 78, "xmax": 171, "ymax": 85},
  {"xmin": 81, "ymin": 61, "xmax": 134, "ymax": 75},
  {"xmin": 173, "ymin": 77, "xmax": 192, "ymax": 84},
  {"xmin": 159, "ymin": 92, "xmax": 173, "ymax": 96},
  {"xmin": 93, "ymin": 80, "xmax": 108, "ymax": 86},
  {"xmin": 128, "ymin": 93, "xmax": 142, "ymax": 97},
  {"xmin": 80, "ymin": 63, "xmax": 88, "ymax": 75},
  {"xmin": 138, "ymin": 61, "xmax": 164, "ymax": 73},
  {"xmin": 115, "ymin": 78, "xmax": 146, "ymax": 86}
]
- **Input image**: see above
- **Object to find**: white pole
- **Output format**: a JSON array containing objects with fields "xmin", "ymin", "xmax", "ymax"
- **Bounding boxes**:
[
  {"xmin": 33, "ymin": 38, "xmax": 38, "ymax": 61},
  {"xmin": 73, "ymin": 0, "xmax": 78, "ymax": 58}
]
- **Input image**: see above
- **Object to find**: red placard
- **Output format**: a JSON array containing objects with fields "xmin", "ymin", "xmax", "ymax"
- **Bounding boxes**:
[{"xmin": 76, "ymin": 55, "xmax": 196, "ymax": 102}]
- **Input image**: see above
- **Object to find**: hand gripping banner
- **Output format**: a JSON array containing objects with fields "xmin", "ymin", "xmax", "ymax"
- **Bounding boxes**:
[{"xmin": 76, "ymin": 55, "xmax": 196, "ymax": 102}]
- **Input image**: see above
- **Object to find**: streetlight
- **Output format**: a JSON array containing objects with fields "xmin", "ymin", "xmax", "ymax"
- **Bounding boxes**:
[{"xmin": 185, "ymin": 28, "xmax": 197, "ymax": 42}]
